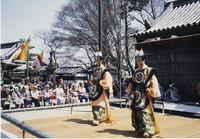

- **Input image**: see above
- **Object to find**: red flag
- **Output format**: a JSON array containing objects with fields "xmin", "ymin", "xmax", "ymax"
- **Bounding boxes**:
[{"xmin": 32, "ymin": 51, "xmax": 43, "ymax": 71}]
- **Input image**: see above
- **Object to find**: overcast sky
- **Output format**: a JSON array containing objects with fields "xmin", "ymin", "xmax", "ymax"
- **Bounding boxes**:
[{"xmin": 1, "ymin": 0, "xmax": 67, "ymax": 61}]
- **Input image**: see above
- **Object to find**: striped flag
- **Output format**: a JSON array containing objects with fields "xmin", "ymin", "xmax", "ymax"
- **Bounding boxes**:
[{"xmin": 32, "ymin": 51, "xmax": 44, "ymax": 71}]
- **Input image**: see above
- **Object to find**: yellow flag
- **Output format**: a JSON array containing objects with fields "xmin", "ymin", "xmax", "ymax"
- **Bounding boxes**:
[{"xmin": 14, "ymin": 37, "xmax": 30, "ymax": 61}]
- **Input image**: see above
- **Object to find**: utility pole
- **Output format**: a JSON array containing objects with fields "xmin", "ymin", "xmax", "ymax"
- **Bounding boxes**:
[
  {"xmin": 99, "ymin": 0, "xmax": 102, "ymax": 51},
  {"xmin": 118, "ymin": 0, "xmax": 123, "ymax": 108},
  {"xmin": 26, "ymin": 37, "xmax": 31, "ymax": 83},
  {"xmin": 124, "ymin": 0, "xmax": 134, "ymax": 75},
  {"xmin": 26, "ymin": 47, "xmax": 29, "ymax": 80}
]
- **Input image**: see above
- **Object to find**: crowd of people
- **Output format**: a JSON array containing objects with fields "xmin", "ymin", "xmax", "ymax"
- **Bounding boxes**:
[
  {"xmin": 1, "ymin": 79, "xmax": 91, "ymax": 110},
  {"xmin": 1, "ymin": 76, "xmax": 131, "ymax": 110},
  {"xmin": 1, "ymin": 78, "xmax": 182, "ymax": 110}
]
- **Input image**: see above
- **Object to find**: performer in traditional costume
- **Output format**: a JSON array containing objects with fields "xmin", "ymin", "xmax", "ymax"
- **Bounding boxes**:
[
  {"xmin": 126, "ymin": 49, "xmax": 161, "ymax": 137},
  {"xmin": 89, "ymin": 52, "xmax": 114, "ymax": 126}
]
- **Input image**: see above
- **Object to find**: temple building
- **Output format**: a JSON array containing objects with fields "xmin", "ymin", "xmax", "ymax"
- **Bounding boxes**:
[{"xmin": 134, "ymin": 0, "xmax": 200, "ymax": 101}]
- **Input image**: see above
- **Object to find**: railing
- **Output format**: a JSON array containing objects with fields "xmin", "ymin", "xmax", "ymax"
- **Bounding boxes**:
[
  {"xmin": 1, "ymin": 113, "xmax": 52, "ymax": 138},
  {"xmin": 154, "ymin": 101, "xmax": 200, "ymax": 114}
]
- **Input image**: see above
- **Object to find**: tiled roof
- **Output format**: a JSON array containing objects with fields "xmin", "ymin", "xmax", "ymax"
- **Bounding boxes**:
[
  {"xmin": 57, "ymin": 67, "xmax": 85, "ymax": 74},
  {"xmin": 136, "ymin": 0, "xmax": 200, "ymax": 37},
  {"xmin": 1, "ymin": 41, "xmax": 22, "ymax": 49},
  {"xmin": 1, "ymin": 42, "xmax": 21, "ymax": 60}
]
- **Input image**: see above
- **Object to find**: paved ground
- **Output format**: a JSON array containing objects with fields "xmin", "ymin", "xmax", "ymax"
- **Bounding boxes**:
[{"xmin": 1, "ymin": 106, "xmax": 200, "ymax": 138}]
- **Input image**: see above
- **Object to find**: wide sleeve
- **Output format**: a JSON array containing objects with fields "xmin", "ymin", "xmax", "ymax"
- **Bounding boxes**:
[
  {"xmin": 99, "ymin": 71, "xmax": 113, "ymax": 90},
  {"xmin": 147, "ymin": 75, "xmax": 161, "ymax": 98}
]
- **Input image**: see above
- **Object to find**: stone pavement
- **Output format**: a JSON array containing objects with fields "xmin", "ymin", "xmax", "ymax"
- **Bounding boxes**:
[{"xmin": 1, "ymin": 106, "xmax": 200, "ymax": 138}]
